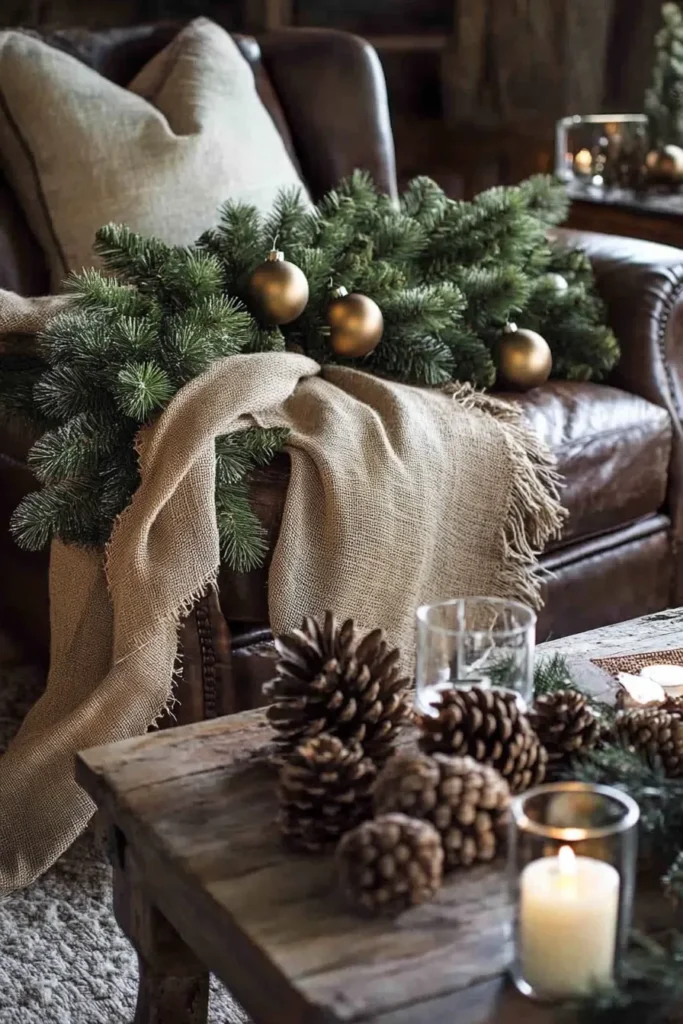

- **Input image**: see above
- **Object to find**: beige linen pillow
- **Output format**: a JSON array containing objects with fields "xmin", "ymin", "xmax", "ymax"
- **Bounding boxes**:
[{"xmin": 0, "ymin": 19, "xmax": 308, "ymax": 288}]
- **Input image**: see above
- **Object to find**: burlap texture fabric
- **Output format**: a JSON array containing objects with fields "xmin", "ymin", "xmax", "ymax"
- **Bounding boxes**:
[
  {"xmin": 0, "ymin": 311, "xmax": 564, "ymax": 894},
  {"xmin": 592, "ymin": 650, "xmax": 683, "ymax": 677}
]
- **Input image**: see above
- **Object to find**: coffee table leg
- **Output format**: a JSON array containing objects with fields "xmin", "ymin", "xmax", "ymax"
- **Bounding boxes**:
[
  {"xmin": 109, "ymin": 828, "xmax": 210, "ymax": 1024},
  {"xmin": 133, "ymin": 955, "xmax": 209, "ymax": 1024}
]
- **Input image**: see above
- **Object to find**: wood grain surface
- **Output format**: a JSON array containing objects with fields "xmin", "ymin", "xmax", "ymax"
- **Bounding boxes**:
[{"xmin": 77, "ymin": 608, "xmax": 683, "ymax": 1023}]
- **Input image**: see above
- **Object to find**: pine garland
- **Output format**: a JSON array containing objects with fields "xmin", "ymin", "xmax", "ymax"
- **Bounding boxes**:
[{"xmin": 0, "ymin": 172, "xmax": 618, "ymax": 568}]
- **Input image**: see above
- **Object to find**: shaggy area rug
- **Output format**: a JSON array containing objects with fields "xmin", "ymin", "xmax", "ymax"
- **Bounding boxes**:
[{"xmin": 0, "ymin": 653, "xmax": 248, "ymax": 1024}]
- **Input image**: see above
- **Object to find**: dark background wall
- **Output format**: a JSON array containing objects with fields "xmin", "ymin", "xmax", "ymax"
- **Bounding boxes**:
[{"xmin": 0, "ymin": 0, "xmax": 664, "ymax": 195}]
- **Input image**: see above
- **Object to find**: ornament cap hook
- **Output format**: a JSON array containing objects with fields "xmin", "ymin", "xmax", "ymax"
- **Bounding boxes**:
[
  {"xmin": 332, "ymin": 285, "xmax": 349, "ymax": 299},
  {"xmin": 267, "ymin": 249, "xmax": 285, "ymax": 263},
  {"xmin": 506, "ymin": 321, "xmax": 518, "ymax": 333}
]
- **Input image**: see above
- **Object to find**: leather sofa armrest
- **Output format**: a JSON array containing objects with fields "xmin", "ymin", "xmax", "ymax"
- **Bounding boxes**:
[
  {"xmin": 555, "ymin": 228, "xmax": 683, "ymax": 422},
  {"xmin": 257, "ymin": 28, "xmax": 398, "ymax": 201}
]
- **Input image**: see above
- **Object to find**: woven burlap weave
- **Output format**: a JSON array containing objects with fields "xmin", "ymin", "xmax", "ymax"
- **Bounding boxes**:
[
  {"xmin": 0, "ymin": 293, "xmax": 564, "ymax": 894},
  {"xmin": 592, "ymin": 650, "xmax": 683, "ymax": 677}
]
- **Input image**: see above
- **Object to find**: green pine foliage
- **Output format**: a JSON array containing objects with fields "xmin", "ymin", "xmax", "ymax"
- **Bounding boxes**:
[
  {"xmin": 0, "ymin": 172, "xmax": 617, "ymax": 568},
  {"xmin": 646, "ymin": 3, "xmax": 683, "ymax": 150}
]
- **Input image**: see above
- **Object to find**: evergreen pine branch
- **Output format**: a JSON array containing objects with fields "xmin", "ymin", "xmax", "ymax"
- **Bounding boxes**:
[
  {"xmin": 97, "ymin": 441, "xmax": 140, "ymax": 535},
  {"xmin": 569, "ymin": 931, "xmax": 683, "ymax": 1024},
  {"xmin": 216, "ymin": 427, "xmax": 289, "ymax": 485},
  {"xmin": 94, "ymin": 224, "xmax": 173, "ymax": 287},
  {"xmin": 203, "ymin": 201, "xmax": 264, "ymax": 288},
  {"xmin": 400, "ymin": 175, "xmax": 448, "ymax": 228},
  {"xmin": 237, "ymin": 426, "xmax": 290, "ymax": 465},
  {"xmin": 11, "ymin": 477, "xmax": 103, "ymax": 550},
  {"xmin": 109, "ymin": 315, "xmax": 162, "ymax": 360},
  {"xmin": 368, "ymin": 333, "xmax": 455, "ymax": 386},
  {"xmin": 445, "ymin": 328, "xmax": 497, "ymax": 389},
  {"xmin": 114, "ymin": 362, "xmax": 175, "ymax": 420},
  {"xmin": 382, "ymin": 283, "xmax": 465, "ymax": 337},
  {"xmin": 261, "ymin": 186, "xmax": 310, "ymax": 251},
  {"xmin": 373, "ymin": 213, "xmax": 427, "ymax": 263},
  {"xmin": 33, "ymin": 364, "xmax": 113, "ymax": 420},
  {"xmin": 573, "ymin": 745, "xmax": 683, "ymax": 859},
  {"xmin": 532, "ymin": 652, "xmax": 576, "ymax": 695},
  {"xmin": 27, "ymin": 414, "xmax": 118, "ymax": 483},
  {"xmin": 456, "ymin": 265, "xmax": 531, "ymax": 331},
  {"xmin": 66, "ymin": 268, "xmax": 150, "ymax": 317},
  {"xmin": 215, "ymin": 480, "xmax": 268, "ymax": 573},
  {"xmin": 159, "ymin": 248, "xmax": 225, "ymax": 306},
  {"xmin": 518, "ymin": 174, "xmax": 570, "ymax": 226},
  {"xmin": 0, "ymin": 355, "xmax": 50, "ymax": 431}
]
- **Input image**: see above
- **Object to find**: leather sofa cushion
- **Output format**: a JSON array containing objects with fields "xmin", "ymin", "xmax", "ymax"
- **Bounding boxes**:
[{"xmin": 510, "ymin": 381, "xmax": 672, "ymax": 549}]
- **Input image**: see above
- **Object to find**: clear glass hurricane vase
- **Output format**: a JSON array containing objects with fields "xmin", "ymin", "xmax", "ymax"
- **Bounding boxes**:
[{"xmin": 415, "ymin": 597, "xmax": 536, "ymax": 714}]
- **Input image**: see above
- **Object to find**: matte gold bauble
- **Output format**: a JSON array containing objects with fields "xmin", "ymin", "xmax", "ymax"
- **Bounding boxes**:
[
  {"xmin": 247, "ymin": 250, "xmax": 309, "ymax": 325},
  {"xmin": 497, "ymin": 323, "xmax": 552, "ymax": 391},
  {"xmin": 327, "ymin": 287, "xmax": 384, "ymax": 358},
  {"xmin": 646, "ymin": 145, "xmax": 683, "ymax": 183}
]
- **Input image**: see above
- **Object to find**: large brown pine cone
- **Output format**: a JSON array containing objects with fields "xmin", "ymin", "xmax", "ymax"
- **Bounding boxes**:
[
  {"xmin": 615, "ymin": 708, "xmax": 683, "ymax": 777},
  {"xmin": 374, "ymin": 752, "xmax": 510, "ymax": 869},
  {"xmin": 336, "ymin": 813, "xmax": 444, "ymax": 915},
  {"xmin": 264, "ymin": 611, "xmax": 411, "ymax": 764},
  {"xmin": 277, "ymin": 734, "xmax": 376, "ymax": 852},
  {"xmin": 417, "ymin": 687, "xmax": 547, "ymax": 794},
  {"xmin": 529, "ymin": 690, "xmax": 601, "ymax": 768}
]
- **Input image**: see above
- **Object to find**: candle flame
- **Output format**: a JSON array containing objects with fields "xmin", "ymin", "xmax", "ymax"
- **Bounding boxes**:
[{"xmin": 558, "ymin": 845, "xmax": 576, "ymax": 875}]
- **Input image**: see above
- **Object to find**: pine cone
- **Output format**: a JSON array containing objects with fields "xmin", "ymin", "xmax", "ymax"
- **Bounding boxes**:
[
  {"xmin": 264, "ymin": 611, "xmax": 411, "ymax": 764},
  {"xmin": 529, "ymin": 690, "xmax": 601, "ymax": 768},
  {"xmin": 336, "ymin": 813, "xmax": 443, "ymax": 915},
  {"xmin": 277, "ymin": 734, "xmax": 376, "ymax": 852},
  {"xmin": 615, "ymin": 708, "xmax": 683, "ymax": 778},
  {"xmin": 374, "ymin": 752, "xmax": 509, "ymax": 869},
  {"xmin": 417, "ymin": 687, "xmax": 547, "ymax": 794}
]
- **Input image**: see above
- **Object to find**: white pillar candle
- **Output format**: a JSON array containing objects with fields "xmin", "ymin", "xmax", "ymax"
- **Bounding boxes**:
[
  {"xmin": 640, "ymin": 663, "xmax": 683, "ymax": 697},
  {"xmin": 519, "ymin": 846, "xmax": 619, "ymax": 997}
]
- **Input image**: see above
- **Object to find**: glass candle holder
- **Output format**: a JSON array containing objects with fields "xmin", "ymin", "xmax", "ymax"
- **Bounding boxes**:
[
  {"xmin": 509, "ymin": 782, "xmax": 639, "ymax": 1001},
  {"xmin": 555, "ymin": 113, "xmax": 648, "ymax": 189},
  {"xmin": 415, "ymin": 597, "xmax": 536, "ymax": 714}
]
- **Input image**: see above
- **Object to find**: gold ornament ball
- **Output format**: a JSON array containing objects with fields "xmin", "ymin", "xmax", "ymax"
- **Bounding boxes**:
[
  {"xmin": 497, "ymin": 324, "xmax": 552, "ymax": 392},
  {"xmin": 327, "ymin": 288, "xmax": 384, "ymax": 358},
  {"xmin": 247, "ymin": 250, "xmax": 309, "ymax": 325},
  {"xmin": 646, "ymin": 145, "xmax": 683, "ymax": 183}
]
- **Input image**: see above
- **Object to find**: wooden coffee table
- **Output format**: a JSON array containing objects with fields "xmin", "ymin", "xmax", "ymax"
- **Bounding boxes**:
[{"xmin": 76, "ymin": 609, "xmax": 683, "ymax": 1024}]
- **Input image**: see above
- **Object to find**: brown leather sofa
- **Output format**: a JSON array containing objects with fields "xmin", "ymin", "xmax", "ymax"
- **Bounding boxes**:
[{"xmin": 1, "ymin": 23, "xmax": 682, "ymax": 694}]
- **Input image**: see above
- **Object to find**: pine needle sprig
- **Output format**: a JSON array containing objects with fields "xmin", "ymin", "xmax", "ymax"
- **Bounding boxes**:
[
  {"xmin": 573, "ymin": 745, "xmax": 683, "ymax": 860},
  {"xmin": 569, "ymin": 931, "xmax": 683, "ymax": 1024}
]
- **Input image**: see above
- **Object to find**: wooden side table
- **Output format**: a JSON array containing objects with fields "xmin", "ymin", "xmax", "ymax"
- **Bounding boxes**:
[
  {"xmin": 77, "ymin": 608, "xmax": 683, "ymax": 1023},
  {"xmin": 76, "ymin": 715, "xmax": 551, "ymax": 1024},
  {"xmin": 566, "ymin": 183, "xmax": 683, "ymax": 248}
]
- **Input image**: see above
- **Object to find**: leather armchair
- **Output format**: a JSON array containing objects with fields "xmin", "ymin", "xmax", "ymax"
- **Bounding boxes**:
[{"xmin": 0, "ymin": 23, "xmax": 681, "ymax": 696}]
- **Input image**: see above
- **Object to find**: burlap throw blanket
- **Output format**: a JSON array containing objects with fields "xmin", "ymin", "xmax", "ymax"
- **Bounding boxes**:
[{"xmin": 0, "ymin": 293, "xmax": 564, "ymax": 894}]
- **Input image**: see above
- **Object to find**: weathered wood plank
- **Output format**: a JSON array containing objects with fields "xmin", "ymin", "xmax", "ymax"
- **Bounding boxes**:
[
  {"xmin": 541, "ymin": 607, "xmax": 683, "ymax": 659},
  {"xmin": 77, "ymin": 607, "xmax": 683, "ymax": 1024},
  {"xmin": 81, "ymin": 737, "xmax": 512, "ymax": 1023}
]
